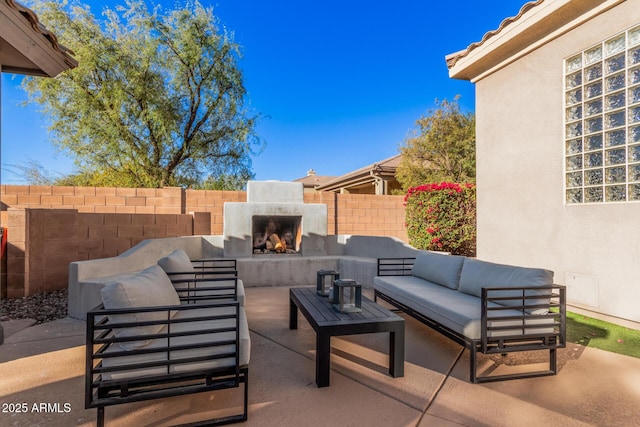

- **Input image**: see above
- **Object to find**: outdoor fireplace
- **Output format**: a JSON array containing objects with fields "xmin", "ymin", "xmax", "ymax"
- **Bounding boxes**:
[
  {"xmin": 252, "ymin": 215, "xmax": 302, "ymax": 254},
  {"xmin": 223, "ymin": 181, "xmax": 327, "ymax": 258}
]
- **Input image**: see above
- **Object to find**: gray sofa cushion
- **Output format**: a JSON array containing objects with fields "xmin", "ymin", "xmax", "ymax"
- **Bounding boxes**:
[
  {"xmin": 374, "ymin": 275, "xmax": 553, "ymax": 339},
  {"xmin": 459, "ymin": 258, "xmax": 553, "ymax": 308},
  {"xmin": 158, "ymin": 249, "xmax": 195, "ymax": 281},
  {"xmin": 100, "ymin": 265, "xmax": 180, "ymax": 350},
  {"xmin": 411, "ymin": 251, "xmax": 465, "ymax": 290}
]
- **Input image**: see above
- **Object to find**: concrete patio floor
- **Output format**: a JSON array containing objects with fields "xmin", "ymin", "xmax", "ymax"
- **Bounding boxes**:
[{"xmin": 2, "ymin": 286, "xmax": 640, "ymax": 427}]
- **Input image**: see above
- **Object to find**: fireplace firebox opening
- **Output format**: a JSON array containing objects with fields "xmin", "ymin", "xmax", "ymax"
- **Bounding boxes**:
[{"xmin": 252, "ymin": 216, "xmax": 302, "ymax": 254}]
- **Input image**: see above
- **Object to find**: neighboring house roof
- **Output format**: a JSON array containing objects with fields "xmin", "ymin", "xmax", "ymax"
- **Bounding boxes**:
[
  {"xmin": 315, "ymin": 154, "xmax": 401, "ymax": 193},
  {"xmin": 446, "ymin": 0, "xmax": 622, "ymax": 82},
  {"xmin": 0, "ymin": 0, "xmax": 77, "ymax": 76},
  {"xmin": 294, "ymin": 170, "xmax": 337, "ymax": 189}
]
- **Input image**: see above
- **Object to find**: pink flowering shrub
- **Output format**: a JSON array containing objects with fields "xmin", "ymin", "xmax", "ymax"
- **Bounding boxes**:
[{"xmin": 404, "ymin": 182, "xmax": 476, "ymax": 256}]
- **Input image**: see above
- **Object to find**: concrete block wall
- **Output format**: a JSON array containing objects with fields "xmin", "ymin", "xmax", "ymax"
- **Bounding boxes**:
[
  {"xmin": 305, "ymin": 192, "xmax": 408, "ymax": 241},
  {"xmin": 1, "ymin": 207, "xmax": 195, "ymax": 298},
  {"xmin": 0, "ymin": 185, "xmax": 183, "ymax": 214},
  {"xmin": 185, "ymin": 189, "xmax": 246, "ymax": 235}
]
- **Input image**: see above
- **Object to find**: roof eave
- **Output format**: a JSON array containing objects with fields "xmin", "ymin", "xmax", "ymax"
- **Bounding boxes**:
[
  {"xmin": 1, "ymin": 0, "xmax": 77, "ymax": 77},
  {"xmin": 316, "ymin": 170, "xmax": 373, "ymax": 192},
  {"xmin": 447, "ymin": 0, "xmax": 623, "ymax": 82},
  {"xmin": 315, "ymin": 154, "xmax": 401, "ymax": 192}
]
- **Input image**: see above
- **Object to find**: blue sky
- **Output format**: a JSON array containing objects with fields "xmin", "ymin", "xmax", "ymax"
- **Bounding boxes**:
[{"xmin": 1, "ymin": 0, "xmax": 528, "ymax": 184}]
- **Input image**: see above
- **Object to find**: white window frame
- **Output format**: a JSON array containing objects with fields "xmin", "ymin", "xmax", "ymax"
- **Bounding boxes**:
[{"xmin": 564, "ymin": 24, "xmax": 640, "ymax": 204}]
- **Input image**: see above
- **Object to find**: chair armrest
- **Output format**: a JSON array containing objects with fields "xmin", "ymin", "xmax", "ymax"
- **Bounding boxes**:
[
  {"xmin": 86, "ymin": 301, "xmax": 242, "ymax": 388},
  {"xmin": 165, "ymin": 259, "xmax": 240, "ymax": 304},
  {"xmin": 377, "ymin": 257, "xmax": 415, "ymax": 276},
  {"xmin": 167, "ymin": 275, "xmax": 240, "ymax": 304},
  {"xmin": 191, "ymin": 258, "xmax": 237, "ymax": 273},
  {"xmin": 480, "ymin": 284, "xmax": 566, "ymax": 354}
]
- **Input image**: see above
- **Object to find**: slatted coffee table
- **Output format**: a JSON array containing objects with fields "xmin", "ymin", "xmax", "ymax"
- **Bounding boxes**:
[{"xmin": 289, "ymin": 287, "xmax": 405, "ymax": 387}]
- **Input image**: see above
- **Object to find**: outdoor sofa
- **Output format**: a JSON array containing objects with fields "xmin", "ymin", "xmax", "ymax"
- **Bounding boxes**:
[
  {"xmin": 374, "ymin": 250, "xmax": 566, "ymax": 383},
  {"xmin": 85, "ymin": 250, "xmax": 249, "ymax": 426}
]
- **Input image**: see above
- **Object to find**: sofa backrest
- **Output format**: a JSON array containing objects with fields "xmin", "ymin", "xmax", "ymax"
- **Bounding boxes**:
[
  {"xmin": 411, "ymin": 251, "xmax": 465, "ymax": 290},
  {"xmin": 459, "ymin": 258, "xmax": 553, "ymax": 308}
]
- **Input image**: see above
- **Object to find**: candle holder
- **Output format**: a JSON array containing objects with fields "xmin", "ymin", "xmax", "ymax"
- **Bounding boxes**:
[
  {"xmin": 316, "ymin": 270, "xmax": 339, "ymax": 296},
  {"xmin": 331, "ymin": 279, "xmax": 362, "ymax": 313}
]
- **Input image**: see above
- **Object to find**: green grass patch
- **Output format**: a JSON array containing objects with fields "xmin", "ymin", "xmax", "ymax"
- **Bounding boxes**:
[{"xmin": 566, "ymin": 311, "xmax": 640, "ymax": 358}]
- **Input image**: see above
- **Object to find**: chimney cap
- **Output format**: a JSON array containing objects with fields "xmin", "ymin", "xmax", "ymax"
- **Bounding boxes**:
[{"xmin": 307, "ymin": 169, "xmax": 316, "ymax": 176}]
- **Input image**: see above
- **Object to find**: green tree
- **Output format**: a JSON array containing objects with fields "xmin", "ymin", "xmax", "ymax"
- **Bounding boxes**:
[
  {"xmin": 396, "ymin": 98, "xmax": 475, "ymax": 191},
  {"xmin": 22, "ymin": 0, "xmax": 262, "ymax": 188}
]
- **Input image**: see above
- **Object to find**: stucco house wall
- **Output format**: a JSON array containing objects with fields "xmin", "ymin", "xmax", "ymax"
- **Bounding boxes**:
[{"xmin": 454, "ymin": 0, "xmax": 640, "ymax": 325}]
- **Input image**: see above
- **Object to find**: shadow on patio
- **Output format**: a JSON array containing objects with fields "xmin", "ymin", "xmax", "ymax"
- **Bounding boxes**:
[{"xmin": 1, "ymin": 286, "xmax": 640, "ymax": 426}]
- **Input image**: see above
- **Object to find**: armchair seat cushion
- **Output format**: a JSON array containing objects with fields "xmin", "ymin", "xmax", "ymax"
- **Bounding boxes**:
[{"xmin": 101, "ymin": 306, "xmax": 251, "ymax": 381}]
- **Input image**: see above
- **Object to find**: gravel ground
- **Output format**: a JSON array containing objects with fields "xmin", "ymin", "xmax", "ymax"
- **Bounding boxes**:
[{"xmin": 0, "ymin": 289, "xmax": 68, "ymax": 324}]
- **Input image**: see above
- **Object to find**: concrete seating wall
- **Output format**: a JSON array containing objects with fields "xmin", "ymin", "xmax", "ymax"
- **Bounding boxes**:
[
  {"xmin": 68, "ymin": 236, "xmax": 224, "ymax": 319},
  {"xmin": 68, "ymin": 234, "xmax": 418, "ymax": 320}
]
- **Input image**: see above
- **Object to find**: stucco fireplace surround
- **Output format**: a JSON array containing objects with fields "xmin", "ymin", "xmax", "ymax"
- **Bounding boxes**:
[{"xmin": 223, "ymin": 181, "xmax": 327, "ymax": 258}]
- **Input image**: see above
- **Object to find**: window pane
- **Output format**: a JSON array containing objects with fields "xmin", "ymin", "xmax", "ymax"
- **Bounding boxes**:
[
  {"xmin": 605, "ymin": 92, "xmax": 625, "ymax": 110},
  {"xmin": 630, "ymin": 67, "xmax": 640, "ymax": 85},
  {"xmin": 567, "ymin": 155, "xmax": 583, "ymax": 171},
  {"xmin": 605, "ymin": 148, "xmax": 626, "ymax": 165},
  {"xmin": 566, "ymin": 138, "xmax": 582, "ymax": 155},
  {"xmin": 606, "ymin": 111, "xmax": 625, "ymax": 129},
  {"xmin": 605, "ymin": 185, "xmax": 626, "ymax": 201},
  {"xmin": 585, "ymin": 186, "xmax": 603, "ymax": 202},
  {"xmin": 586, "ymin": 82, "xmax": 602, "ymax": 99},
  {"xmin": 586, "ymin": 134, "xmax": 603, "ymax": 150},
  {"xmin": 585, "ymin": 46, "xmax": 602, "ymax": 64},
  {"xmin": 629, "ymin": 164, "xmax": 640, "ymax": 181},
  {"xmin": 606, "ymin": 129, "xmax": 626, "ymax": 147},
  {"xmin": 630, "ymin": 106, "xmax": 640, "ymax": 124},
  {"xmin": 566, "ymin": 188, "xmax": 583, "ymax": 203},
  {"xmin": 566, "ymin": 54, "xmax": 582, "ymax": 73},
  {"xmin": 606, "ymin": 53, "xmax": 625, "ymax": 74},
  {"xmin": 606, "ymin": 73, "xmax": 625, "ymax": 92},
  {"xmin": 631, "ymin": 125, "xmax": 640, "ymax": 143},
  {"xmin": 566, "ymin": 172, "xmax": 583, "ymax": 187},
  {"xmin": 567, "ymin": 105, "xmax": 582, "ymax": 121},
  {"xmin": 566, "ymin": 72, "xmax": 582, "ymax": 89},
  {"xmin": 630, "ymin": 26, "xmax": 640, "ymax": 47},
  {"xmin": 629, "ymin": 184, "xmax": 640, "ymax": 201},
  {"xmin": 586, "ymin": 64, "xmax": 602, "ymax": 81},
  {"xmin": 605, "ymin": 35, "xmax": 625, "ymax": 56},
  {"xmin": 630, "ymin": 47, "xmax": 640, "ymax": 66},
  {"xmin": 567, "ymin": 88, "xmax": 583, "ymax": 104},
  {"xmin": 606, "ymin": 166, "xmax": 626, "ymax": 183},
  {"xmin": 586, "ymin": 152, "xmax": 603, "ymax": 167},
  {"xmin": 630, "ymin": 86, "xmax": 640, "ymax": 104},
  {"xmin": 630, "ymin": 144, "xmax": 640, "ymax": 163},
  {"xmin": 586, "ymin": 99, "xmax": 602, "ymax": 116},
  {"xmin": 587, "ymin": 117, "xmax": 603, "ymax": 133},
  {"xmin": 586, "ymin": 169, "xmax": 604, "ymax": 185},
  {"xmin": 567, "ymin": 122, "xmax": 583, "ymax": 138}
]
